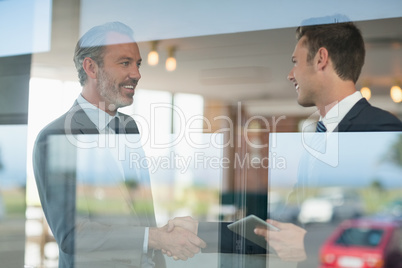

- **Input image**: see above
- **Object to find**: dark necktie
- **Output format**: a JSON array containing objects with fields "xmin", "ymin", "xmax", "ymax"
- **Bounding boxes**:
[
  {"xmin": 108, "ymin": 117, "xmax": 122, "ymax": 134},
  {"xmin": 316, "ymin": 121, "xmax": 327, "ymax": 133}
]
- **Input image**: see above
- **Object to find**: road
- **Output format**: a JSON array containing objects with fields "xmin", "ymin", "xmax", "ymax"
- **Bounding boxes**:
[
  {"xmin": 299, "ymin": 222, "xmax": 338, "ymax": 268},
  {"xmin": 164, "ymin": 222, "xmax": 338, "ymax": 268},
  {"xmin": 0, "ymin": 217, "xmax": 25, "ymax": 268},
  {"xmin": 0, "ymin": 216, "xmax": 337, "ymax": 268}
]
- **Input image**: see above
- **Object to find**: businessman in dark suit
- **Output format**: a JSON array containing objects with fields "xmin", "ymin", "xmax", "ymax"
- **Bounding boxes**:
[
  {"xmin": 287, "ymin": 22, "xmax": 402, "ymax": 133},
  {"xmin": 33, "ymin": 22, "xmax": 205, "ymax": 268},
  {"xmin": 254, "ymin": 21, "xmax": 402, "ymax": 263}
]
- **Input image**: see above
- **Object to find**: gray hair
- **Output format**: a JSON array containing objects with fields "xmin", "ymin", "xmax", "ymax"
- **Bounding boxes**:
[{"xmin": 73, "ymin": 22, "xmax": 135, "ymax": 86}]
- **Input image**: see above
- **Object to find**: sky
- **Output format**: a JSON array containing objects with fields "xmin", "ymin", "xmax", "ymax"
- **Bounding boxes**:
[
  {"xmin": 0, "ymin": 125, "xmax": 28, "ymax": 188},
  {"xmin": 269, "ymin": 132, "xmax": 402, "ymax": 189}
]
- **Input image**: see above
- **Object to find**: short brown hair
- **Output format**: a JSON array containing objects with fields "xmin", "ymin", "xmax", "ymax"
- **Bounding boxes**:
[{"xmin": 296, "ymin": 22, "xmax": 365, "ymax": 84}]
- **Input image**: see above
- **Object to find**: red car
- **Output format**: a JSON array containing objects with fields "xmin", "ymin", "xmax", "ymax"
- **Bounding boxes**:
[{"xmin": 319, "ymin": 218, "xmax": 402, "ymax": 268}]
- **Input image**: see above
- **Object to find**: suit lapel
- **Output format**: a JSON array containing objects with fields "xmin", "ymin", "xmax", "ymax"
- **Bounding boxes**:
[
  {"xmin": 68, "ymin": 101, "xmax": 140, "ymax": 135},
  {"xmin": 118, "ymin": 113, "xmax": 140, "ymax": 134},
  {"xmin": 336, "ymin": 98, "xmax": 369, "ymax": 132},
  {"xmin": 67, "ymin": 102, "xmax": 99, "ymax": 134},
  {"xmin": 69, "ymin": 101, "xmax": 153, "ymax": 224}
]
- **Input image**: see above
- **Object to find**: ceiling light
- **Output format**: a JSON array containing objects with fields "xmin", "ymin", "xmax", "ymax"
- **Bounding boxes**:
[
  {"xmin": 166, "ymin": 47, "xmax": 176, "ymax": 72},
  {"xmin": 390, "ymin": 85, "xmax": 402, "ymax": 103},
  {"xmin": 360, "ymin": 86, "xmax": 371, "ymax": 100},
  {"xmin": 147, "ymin": 41, "xmax": 159, "ymax": 66}
]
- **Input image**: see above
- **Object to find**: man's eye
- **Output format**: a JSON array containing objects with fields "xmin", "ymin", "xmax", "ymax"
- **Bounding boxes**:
[
  {"xmin": 137, "ymin": 62, "xmax": 141, "ymax": 68},
  {"xmin": 122, "ymin": 62, "xmax": 129, "ymax": 66}
]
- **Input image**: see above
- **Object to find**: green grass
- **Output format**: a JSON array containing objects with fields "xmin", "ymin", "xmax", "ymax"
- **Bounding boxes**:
[
  {"xmin": 1, "ymin": 188, "xmax": 26, "ymax": 217},
  {"xmin": 278, "ymin": 186, "xmax": 402, "ymax": 215},
  {"xmin": 76, "ymin": 196, "xmax": 155, "ymax": 215},
  {"xmin": 359, "ymin": 188, "xmax": 401, "ymax": 214},
  {"xmin": 4, "ymin": 186, "xmax": 398, "ymax": 219}
]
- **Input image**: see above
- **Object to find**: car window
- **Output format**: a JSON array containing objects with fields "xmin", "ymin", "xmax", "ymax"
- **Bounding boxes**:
[{"xmin": 335, "ymin": 228, "xmax": 384, "ymax": 247}]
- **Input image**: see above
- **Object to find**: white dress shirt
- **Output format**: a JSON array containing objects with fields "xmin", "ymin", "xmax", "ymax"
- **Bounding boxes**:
[
  {"xmin": 76, "ymin": 94, "xmax": 119, "ymax": 134},
  {"xmin": 319, "ymin": 91, "xmax": 363, "ymax": 132},
  {"xmin": 76, "ymin": 94, "xmax": 152, "ymax": 267}
]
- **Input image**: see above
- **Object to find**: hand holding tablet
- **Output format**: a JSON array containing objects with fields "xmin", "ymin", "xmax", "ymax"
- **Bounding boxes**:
[
  {"xmin": 228, "ymin": 215, "xmax": 280, "ymax": 232},
  {"xmin": 227, "ymin": 215, "xmax": 280, "ymax": 251}
]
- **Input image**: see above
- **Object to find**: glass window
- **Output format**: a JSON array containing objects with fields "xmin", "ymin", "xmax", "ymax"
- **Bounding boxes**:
[{"xmin": 335, "ymin": 228, "xmax": 384, "ymax": 247}]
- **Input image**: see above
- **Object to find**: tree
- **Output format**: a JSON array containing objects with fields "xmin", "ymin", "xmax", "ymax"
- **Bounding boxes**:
[
  {"xmin": 386, "ymin": 134, "xmax": 402, "ymax": 167},
  {"xmin": 370, "ymin": 179, "xmax": 384, "ymax": 193}
]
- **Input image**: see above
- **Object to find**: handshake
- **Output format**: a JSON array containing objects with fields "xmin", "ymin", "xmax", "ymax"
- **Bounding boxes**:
[
  {"xmin": 148, "ymin": 216, "xmax": 307, "ymax": 262},
  {"xmin": 148, "ymin": 216, "xmax": 206, "ymax": 261}
]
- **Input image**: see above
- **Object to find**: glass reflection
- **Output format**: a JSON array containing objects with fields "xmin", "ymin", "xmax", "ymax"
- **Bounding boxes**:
[
  {"xmin": 0, "ymin": 125, "xmax": 27, "ymax": 268},
  {"xmin": 269, "ymin": 132, "xmax": 402, "ymax": 268}
]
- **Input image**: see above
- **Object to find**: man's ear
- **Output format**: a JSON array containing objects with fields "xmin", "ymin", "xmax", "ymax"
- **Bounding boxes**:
[
  {"xmin": 82, "ymin": 57, "xmax": 98, "ymax": 80},
  {"xmin": 315, "ymin": 47, "xmax": 329, "ymax": 71}
]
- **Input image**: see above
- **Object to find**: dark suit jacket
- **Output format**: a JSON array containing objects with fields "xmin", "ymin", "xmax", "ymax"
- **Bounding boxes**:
[
  {"xmin": 336, "ymin": 98, "xmax": 402, "ymax": 132},
  {"xmin": 33, "ymin": 102, "xmax": 165, "ymax": 268},
  {"xmin": 298, "ymin": 98, "xmax": 402, "ymax": 268}
]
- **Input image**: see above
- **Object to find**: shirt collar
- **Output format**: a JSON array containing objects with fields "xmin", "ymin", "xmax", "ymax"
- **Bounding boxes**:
[
  {"xmin": 320, "ymin": 91, "xmax": 363, "ymax": 132},
  {"xmin": 76, "ymin": 94, "xmax": 118, "ymax": 132}
]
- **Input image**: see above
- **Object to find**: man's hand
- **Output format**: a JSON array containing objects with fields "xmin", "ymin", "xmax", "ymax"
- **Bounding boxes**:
[
  {"xmin": 254, "ymin": 219, "xmax": 307, "ymax": 262},
  {"xmin": 148, "ymin": 224, "xmax": 206, "ymax": 261},
  {"xmin": 162, "ymin": 216, "xmax": 201, "ymax": 259},
  {"xmin": 167, "ymin": 216, "xmax": 199, "ymax": 234}
]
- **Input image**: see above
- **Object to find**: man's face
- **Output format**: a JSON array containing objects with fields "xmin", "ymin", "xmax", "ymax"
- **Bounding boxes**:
[
  {"xmin": 96, "ymin": 32, "xmax": 142, "ymax": 111},
  {"xmin": 287, "ymin": 36, "xmax": 319, "ymax": 107}
]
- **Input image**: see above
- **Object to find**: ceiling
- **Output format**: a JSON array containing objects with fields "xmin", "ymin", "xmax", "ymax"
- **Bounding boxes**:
[{"xmin": 31, "ymin": 1, "xmax": 402, "ymax": 116}]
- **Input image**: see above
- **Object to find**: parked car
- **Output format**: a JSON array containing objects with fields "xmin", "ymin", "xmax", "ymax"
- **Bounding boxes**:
[
  {"xmin": 298, "ymin": 187, "xmax": 364, "ymax": 224},
  {"xmin": 319, "ymin": 218, "xmax": 402, "ymax": 268}
]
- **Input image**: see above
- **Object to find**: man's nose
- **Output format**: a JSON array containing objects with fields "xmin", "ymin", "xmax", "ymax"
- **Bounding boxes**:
[
  {"xmin": 287, "ymin": 69, "xmax": 294, "ymax": 82},
  {"xmin": 129, "ymin": 66, "xmax": 141, "ymax": 80}
]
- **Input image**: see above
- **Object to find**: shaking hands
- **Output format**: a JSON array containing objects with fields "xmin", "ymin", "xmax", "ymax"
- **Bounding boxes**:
[{"xmin": 149, "ymin": 216, "xmax": 206, "ymax": 261}]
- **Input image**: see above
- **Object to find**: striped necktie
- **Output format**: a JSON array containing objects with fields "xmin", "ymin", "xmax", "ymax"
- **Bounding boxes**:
[{"xmin": 316, "ymin": 121, "xmax": 327, "ymax": 133}]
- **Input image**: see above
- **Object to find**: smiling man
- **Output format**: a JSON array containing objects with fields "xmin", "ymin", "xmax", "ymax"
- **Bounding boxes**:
[
  {"xmin": 77, "ymin": 30, "xmax": 141, "ymax": 115},
  {"xmin": 33, "ymin": 22, "xmax": 205, "ymax": 268},
  {"xmin": 287, "ymin": 22, "xmax": 402, "ymax": 132},
  {"xmin": 254, "ymin": 21, "xmax": 402, "ymax": 266}
]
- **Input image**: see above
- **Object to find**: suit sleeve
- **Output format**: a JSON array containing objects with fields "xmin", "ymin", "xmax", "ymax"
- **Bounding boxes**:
[{"xmin": 33, "ymin": 132, "xmax": 148, "ymax": 267}]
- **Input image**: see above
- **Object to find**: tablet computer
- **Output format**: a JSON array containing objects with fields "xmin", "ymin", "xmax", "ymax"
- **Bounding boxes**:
[{"xmin": 227, "ymin": 215, "xmax": 280, "ymax": 250}]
